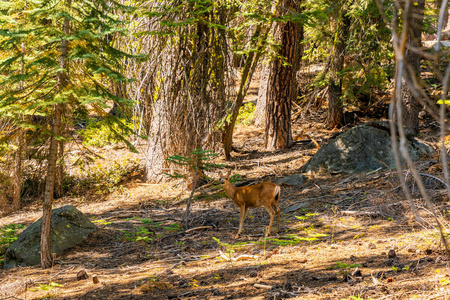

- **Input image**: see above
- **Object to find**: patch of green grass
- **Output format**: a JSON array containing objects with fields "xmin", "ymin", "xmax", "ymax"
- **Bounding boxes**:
[
  {"xmin": 328, "ymin": 261, "xmax": 361, "ymax": 270},
  {"xmin": 28, "ymin": 282, "xmax": 63, "ymax": 292},
  {"xmin": 120, "ymin": 219, "xmax": 183, "ymax": 244},
  {"xmin": 295, "ymin": 213, "xmax": 319, "ymax": 220},
  {"xmin": 0, "ymin": 224, "xmax": 25, "ymax": 264}
]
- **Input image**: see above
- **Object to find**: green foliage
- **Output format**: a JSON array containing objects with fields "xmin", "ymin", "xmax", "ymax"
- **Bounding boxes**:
[
  {"xmin": 304, "ymin": 0, "xmax": 392, "ymax": 104},
  {"xmin": 165, "ymin": 149, "xmax": 224, "ymax": 179},
  {"xmin": 65, "ymin": 154, "xmax": 139, "ymax": 196},
  {"xmin": 235, "ymin": 102, "xmax": 255, "ymax": 126},
  {"xmin": 228, "ymin": 174, "xmax": 242, "ymax": 184},
  {"xmin": 78, "ymin": 118, "xmax": 135, "ymax": 147},
  {"xmin": 0, "ymin": 0, "xmax": 141, "ymax": 159},
  {"xmin": 0, "ymin": 223, "xmax": 25, "ymax": 264}
]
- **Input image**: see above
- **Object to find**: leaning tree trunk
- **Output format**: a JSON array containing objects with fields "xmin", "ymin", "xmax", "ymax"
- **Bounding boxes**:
[
  {"xmin": 326, "ymin": 2, "xmax": 351, "ymax": 129},
  {"xmin": 41, "ymin": 0, "xmax": 70, "ymax": 268},
  {"xmin": 223, "ymin": 24, "xmax": 269, "ymax": 160},
  {"xmin": 265, "ymin": 0, "xmax": 301, "ymax": 150},
  {"xmin": 400, "ymin": 0, "xmax": 425, "ymax": 136}
]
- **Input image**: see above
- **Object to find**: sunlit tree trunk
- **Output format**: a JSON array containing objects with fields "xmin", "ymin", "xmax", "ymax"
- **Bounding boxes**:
[
  {"xmin": 265, "ymin": 0, "xmax": 301, "ymax": 150},
  {"xmin": 254, "ymin": 63, "xmax": 270, "ymax": 127},
  {"xmin": 11, "ymin": 129, "xmax": 24, "ymax": 211}
]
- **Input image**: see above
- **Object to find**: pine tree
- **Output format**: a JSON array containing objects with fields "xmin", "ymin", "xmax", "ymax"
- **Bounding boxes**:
[{"xmin": 0, "ymin": 0, "xmax": 138, "ymax": 268}]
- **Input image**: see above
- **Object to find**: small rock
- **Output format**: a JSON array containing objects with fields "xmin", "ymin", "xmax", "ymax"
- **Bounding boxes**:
[
  {"xmin": 406, "ymin": 246, "xmax": 417, "ymax": 253},
  {"xmin": 77, "ymin": 270, "xmax": 89, "ymax": 281},
  {"xmin": 388, "ymin": 249, "xmax": 397, "ymax": 258},
  {"xmin": 368, "ymin": 242, "xmax": 377, "ymax": 250},
  {"xmin": 275, "ymin": 174, "xmax": 305, "ymax": 186},
  {"xmin": 212, "ymin": 289, "xmax": 221, "ymax": 296}
]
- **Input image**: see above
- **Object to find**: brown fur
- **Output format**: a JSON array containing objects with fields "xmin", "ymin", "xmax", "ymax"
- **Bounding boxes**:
[{"xmin": 219, "ymin": 170, "xmax": 281, "ymax": 238}]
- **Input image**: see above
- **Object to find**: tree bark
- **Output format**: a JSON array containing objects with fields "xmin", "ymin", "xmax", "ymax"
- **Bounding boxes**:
[
  {"xmin": 400, "ymin": 0, "xmax": 425, "ymax": 136},
  {"xmin": 11, "ymin": 128, "xmax": 24, "ymax": 211},
  {"xmin": 265, "ymin": 0, "xmax": 301, "ymax": 150},
  {"xmin": 12, "ymin": 43, "xmax": 26, "ymax": 212},
  {"xmin": 254, "ymin": 63, "xmax": 270, "ymax": 127},
  {"xmin": 326, "ymin": 2, "xmax": 351, "ymax": 129}
]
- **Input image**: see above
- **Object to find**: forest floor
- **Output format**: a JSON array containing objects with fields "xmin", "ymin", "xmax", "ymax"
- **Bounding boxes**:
[{"xmin": 2, "ymin": 90, "xmax": 450, "ymax": 299}]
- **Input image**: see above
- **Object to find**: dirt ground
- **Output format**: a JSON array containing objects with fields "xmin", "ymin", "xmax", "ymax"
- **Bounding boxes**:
[{"xmin": 2, "ymin": 101, "xmax": 450, "ymax": 299}]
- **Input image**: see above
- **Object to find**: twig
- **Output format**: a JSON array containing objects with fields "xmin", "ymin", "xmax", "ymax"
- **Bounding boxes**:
[
  {"xmin": 185, "ymin": 226, "xmax": 213, "ymax": 233},
  {"xmin": 418, "ymin": 173, "xmax": 446, "ymax": 187},
  {"xmin": 254, "ymin": 283, "xmax": 272, "ymax": 290}
]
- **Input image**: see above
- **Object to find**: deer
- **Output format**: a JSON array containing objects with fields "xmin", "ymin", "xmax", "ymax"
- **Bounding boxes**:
[{"xmin": 219, "ymin": 170, "xmax": 281, "ymax": 238}]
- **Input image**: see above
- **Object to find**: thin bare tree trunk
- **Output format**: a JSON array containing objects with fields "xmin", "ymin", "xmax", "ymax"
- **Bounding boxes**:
[
  {"xmin": 11, "ymin": 43, "xmax": 26, "ymax": 212},
  {"xmin": 54, "ymin": 127, "xmax": 65, "ymax": 199},
  {"xmin": 11, "ymin": 129, "xmax": 24, "ymax": 211}
]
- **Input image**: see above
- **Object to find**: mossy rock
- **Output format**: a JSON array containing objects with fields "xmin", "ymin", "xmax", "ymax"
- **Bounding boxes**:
[
  {"xmin": 4, "ymin": 205, "xmax": 96, "ymax": 269},
  {"xmin": 302, "ymin": 121, "xmax": 433, "ymax": 174}
]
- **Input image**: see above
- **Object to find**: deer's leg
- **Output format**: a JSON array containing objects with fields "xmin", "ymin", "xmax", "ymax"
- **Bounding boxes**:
[
  {"xmin": 274, "ymin": 204, "xmax": 281, "ymax": 233},
  {"xmin": 236, "ymin": 205, "xmax": 248, "ymax": 237},
  {"xmin": 264, "ymin": 205, "xmax": 275, "ymax": 237}
]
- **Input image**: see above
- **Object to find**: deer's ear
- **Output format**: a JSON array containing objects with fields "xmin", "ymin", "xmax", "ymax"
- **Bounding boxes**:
[{"xmin": 227, "ymin": 169, "xmax": 232, "ymax": 178}]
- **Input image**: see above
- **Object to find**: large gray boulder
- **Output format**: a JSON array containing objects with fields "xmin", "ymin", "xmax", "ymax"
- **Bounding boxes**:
[
  {"xmin": 302, "ymin": 121, "xmax": 433, "ymax": 174},
  {"xmin": 4, "ymin": 205, "xmax": 96, "ymax": 269}
]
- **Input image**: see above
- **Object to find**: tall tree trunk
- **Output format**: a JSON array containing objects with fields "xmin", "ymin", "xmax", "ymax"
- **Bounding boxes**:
[
  {"xmin": 253, "ymin": 63, "xmax": 270, "ymax": 127},
  {"xmin": 54, "ymin": 136, "xmax": 64, "ymax": 199},
  {"xmin": 265, "ymin": 0, "xmax": 301, "ymax": 150},
  {"xmin": 326, "ymin": 2, "xmax": 351, "ymax": 129},
  {"xmin": 12, "ymin": 42, "xmax": 26, "ymax": 212},
  {"xmin": 41, "ymin": 0, "xmax": 70, "ymax": 268},
  {"xmin": 11, "ymin": 129, "xmax": 24, "ymax": 211},
  {"xmin": 400, "ymin": 0, "xmax": 425, "ymax": 136}
]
